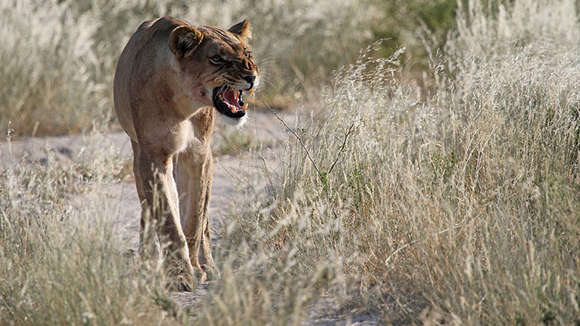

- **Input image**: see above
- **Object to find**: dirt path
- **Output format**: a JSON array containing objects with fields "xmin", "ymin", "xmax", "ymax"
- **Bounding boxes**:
[
  {"xmin": 1, "ymin": 110, "xmax": 380, "ymax": 325},
  {"xmin": 2, "ymin": 110, "xmax": 291, "ymax": 248}
]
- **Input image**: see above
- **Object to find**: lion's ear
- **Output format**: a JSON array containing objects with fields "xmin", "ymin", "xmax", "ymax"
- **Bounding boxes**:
[
  {"xmin": 169, "ymin": 25, "xmax": 204, "ymax": 58},
  {"xmin": 228, "ymin": 19, "xmax": 252, "ymax": 40}
]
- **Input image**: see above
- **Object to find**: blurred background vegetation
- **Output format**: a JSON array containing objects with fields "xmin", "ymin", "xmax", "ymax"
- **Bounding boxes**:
[{"xmin": 0, "ymin": 0, "xmax": 473, "ymax": 137}]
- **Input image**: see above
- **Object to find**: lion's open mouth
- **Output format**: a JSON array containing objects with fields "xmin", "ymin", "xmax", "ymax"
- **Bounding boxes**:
[{"xmin": 212, "ymin": 86, "xmax": 247, "ymax": 118}]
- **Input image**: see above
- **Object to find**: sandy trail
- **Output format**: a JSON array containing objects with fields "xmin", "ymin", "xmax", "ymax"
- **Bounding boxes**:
[{"xmin": 2, "ymin": 111, "xmax": 290, "ymax": 250}]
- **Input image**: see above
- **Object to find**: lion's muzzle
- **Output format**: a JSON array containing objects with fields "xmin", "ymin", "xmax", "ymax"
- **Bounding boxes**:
[{"xmin": 212, "ymin": 86, "xmax": 247, "ymax": 118}]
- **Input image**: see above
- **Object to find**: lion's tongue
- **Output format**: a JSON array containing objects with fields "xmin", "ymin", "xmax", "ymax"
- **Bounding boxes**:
[{"xmin": 223, "ymin": 90, "xmax": 242, "ymax": 112}]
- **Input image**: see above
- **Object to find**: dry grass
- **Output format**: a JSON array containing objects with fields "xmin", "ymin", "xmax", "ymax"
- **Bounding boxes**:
[
  {"xmin": 1, "ymin": 0, "xmax": 579, "ymax": 325},
  {"xmin": 0, "ymin": 0, "xmax": 105, "ymax": 137},
  {"xmin": 0, "ymin": 139, "xmax": 185, "ymax": 325},
  {"xmin": 201, "ymin": 0, "xmax": 579, "ymax": 324}
]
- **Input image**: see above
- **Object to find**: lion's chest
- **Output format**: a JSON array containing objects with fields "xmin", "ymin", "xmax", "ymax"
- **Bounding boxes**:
[{"xmin": 173, "ymin": 119, "xmax": 211, "ymax": 158}]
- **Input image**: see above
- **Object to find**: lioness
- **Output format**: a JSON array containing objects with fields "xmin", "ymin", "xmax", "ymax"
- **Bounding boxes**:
[{"xmin": 113, "ymin": 16, "xmax": 259, "ymax": 290}]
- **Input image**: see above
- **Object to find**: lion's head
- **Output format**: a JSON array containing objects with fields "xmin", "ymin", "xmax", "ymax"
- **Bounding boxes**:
[{"xmin": 168, "ymin": 19, "xmax": 259, "ymax": 122}]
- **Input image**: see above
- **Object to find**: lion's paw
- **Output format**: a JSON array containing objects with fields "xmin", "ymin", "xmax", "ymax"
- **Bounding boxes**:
[
  {"xmin": 201, "ymin": 264, "xmax": 221, "ymax": 281},
  {"xmin": 168, "ymin": 273, "xmax": 195, "ymax": 292}
]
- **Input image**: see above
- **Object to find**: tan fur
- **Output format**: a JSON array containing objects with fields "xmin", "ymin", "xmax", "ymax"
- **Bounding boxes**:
[{"xmin": 113, "ymin": 16, "xmax": 259, "ymax": 290}]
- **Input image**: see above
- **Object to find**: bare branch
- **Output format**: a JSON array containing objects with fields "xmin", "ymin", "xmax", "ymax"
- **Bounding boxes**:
[{"xmin": 327, "ymin": 123, "xmax": 355, "ymax": 175}]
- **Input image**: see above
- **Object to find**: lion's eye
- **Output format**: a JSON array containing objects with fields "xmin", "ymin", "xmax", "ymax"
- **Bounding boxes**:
[{"xmin": 209, "ymin": 55, "xmax": 225, "ymax": 65}]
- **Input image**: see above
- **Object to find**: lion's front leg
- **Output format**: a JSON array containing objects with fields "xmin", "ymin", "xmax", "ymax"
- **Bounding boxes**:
[
  {"xmin": 137, "ymin": 153, "xmax": 195, "ymax": 291},
  {"xmin": 175, "ymin": 149, "xmax": 217, "ymax": 282},
  {"xmin": 131, "ymin": 140, "xmax": 161, "ymax": 262},
  {"xmin": 199, "ymin": 152, "xmax": 218, "ymax": 279}
]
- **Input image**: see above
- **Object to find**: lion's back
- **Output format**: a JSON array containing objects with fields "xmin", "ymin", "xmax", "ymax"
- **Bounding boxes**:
[{"xmin": 113, "ymin": 17, "xmax": 184, "ymax": 140}]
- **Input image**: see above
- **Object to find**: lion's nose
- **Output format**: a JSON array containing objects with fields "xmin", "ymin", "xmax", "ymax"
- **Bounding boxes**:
[
  {"xmin": 243, "ymin": 75, "xmax": 256, "ymax": 90},
  {"xmin": 244, "ymin": 75, "xmax": 256, "ymax": 84}
]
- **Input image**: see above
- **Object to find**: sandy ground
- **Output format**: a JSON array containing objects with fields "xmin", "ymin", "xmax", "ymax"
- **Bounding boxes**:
[{"xmin": 0, "ymin": 110, "xmax": 380, "ymax": 325}]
